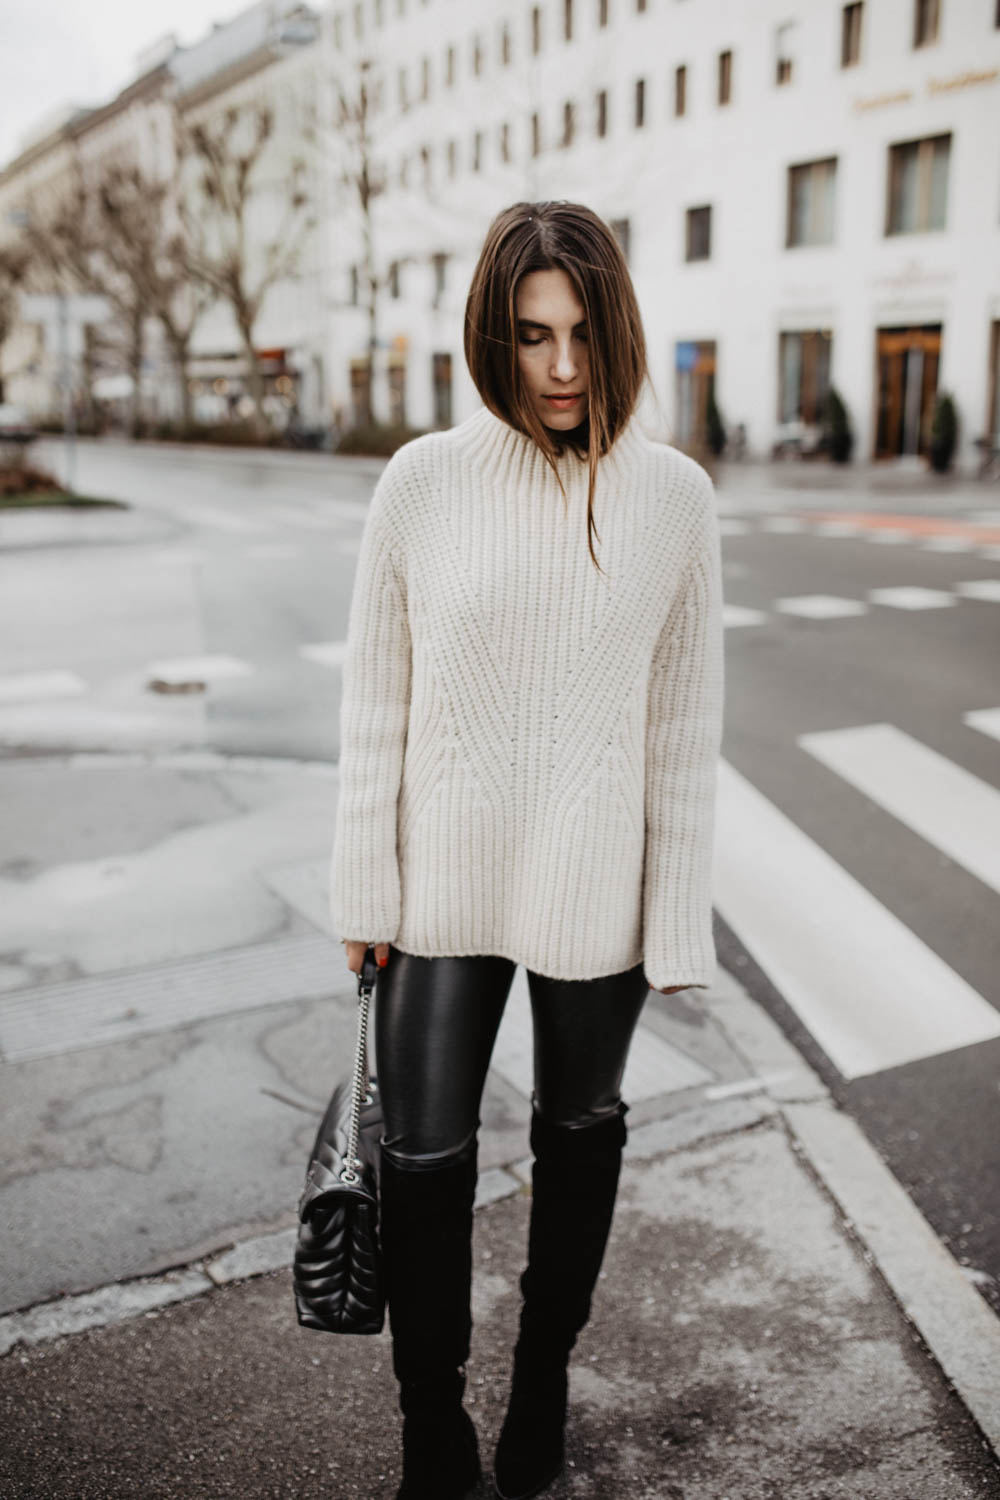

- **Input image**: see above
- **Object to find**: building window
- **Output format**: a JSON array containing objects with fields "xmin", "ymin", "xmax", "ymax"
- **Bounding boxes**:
[
  {"xmin": 913, "ymin": 0, "xmax": 940, "ymax": 47},
  {"xmin": 787, "ymin": 158, "xmax": 837, "ymax": 246},
  {"xmin": 610, "ymin": 217, "xmax": 630, "ymax": 262},
  {"xmin": 685, "ymin": 205, "xmax": 711, "ymax": 261},
  {"xmin": 842, "ymin": 3, "xmax": 863, "ymax": 66},
  {"xmin": 564, "ymin": 0, "xmax": 573, "ymax": 41},
  {"xmin": 421, "ymin": 57, "xmax": 431, "ymax": 99},
  {"xmin": 531, "ymin": 111, "xmax": 542, "ymax": 155},
  {"xmin": 562, "ymin": 100, "xmax": 576, "ymax": 147},
  {"xmin": 472, "ymin": 130, "xmax": 483, "ymax": 171},
  {"xmin": 375, "ymin": 0, "xmax": 384, "ymax": 23},
  {"xmin": 634, "ymin": 77, "xmax": 646, "ymax": 127},
  {"xmin": 420, "ymin": 144, "xmax": 431, "ymax": 187},
  {"xmin": 500, "ymin": 22, "xmax": 512, "ymax": 64},
  {"xmin": 674, "ymin": 64, "xmax": 687, "ymax": 117},
  {"xmin": 332, "ymin": 12, "xmax": 343, "ymax": 48},
  {"xmin": 445, "ymin": 45, "xmax": 455, "ymax": 86},
  {"xmin": 776, "ymin": 23, "xmax": 795, "ymax": 84},
  {"xmin": 472, "ymin": 34, "xmax": 483, "ymax": 74},
  {"xmin": 778, "ymin": 330, "xmax": 832, "ymax": 425},
  {"xmin": 637, "ymin": 0, "xmax": 647, "ymax": 10},
  {"xmin": 718, "ymin": 50, "xmax": 732, "ymax": 105},
  {"xmin": 596, "ymin": 88, "xmax": 608, "ymax": 137},
  {"xmin": 598, "ymin": 0, "xmax": 609, "ymax": 26},
  {"xmin": 398, "ymin": 67, "xmax": 409, "ymax": 111},
  {"xmin": 349, "ymin": 264, "xmax": 359, "ymax": 305},
  {"xmin": 353, "ymin": 2, "xmax": 363, "ymax": 39},
  {"xmin": 532, "ymin": 5, "xmax": 542, "ymax": 53},
  {"xmin": 886, "ymin": 134, "xmax": 950, "ymax": 233},
  {"xmin": 399, "ymin": 155, "xmax": 409, "ymax": 188},
  {"xmin": 447, "ymin": 139, "xmax": 458, "ymax": 176},
  {"xmin": 389, "ymin": 260, "xmax": 401, "ymax": 298},
  {"xmin": 500, "ymin": 121, "xmax": 512, "ymax": 162},
  {"xmin": 432, "ymin": 253, "xmax": 447, "ymax": 304}
]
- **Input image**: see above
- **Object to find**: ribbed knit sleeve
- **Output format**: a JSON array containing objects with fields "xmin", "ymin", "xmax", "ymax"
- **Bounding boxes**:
[
  {"xmin": 330, "ymin": 458, "xmax": 413, "ymax": 945},
  {"xmin": 642, "ymin": 479, "xmax": 725, "ymax": 991}
]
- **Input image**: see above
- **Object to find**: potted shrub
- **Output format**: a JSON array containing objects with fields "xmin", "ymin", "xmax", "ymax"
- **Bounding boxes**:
[
  {"xmin": 822, "ymin": 386, "xmax": 854, "ymax": 464},
  {"xmin": 928, "ymin": 392, "xmax": 958, "ymax": 473}
]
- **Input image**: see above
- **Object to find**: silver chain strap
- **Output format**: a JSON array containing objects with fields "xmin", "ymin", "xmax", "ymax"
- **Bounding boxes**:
[{"xmin": 339, "ymin": 956, "xmax": 375, "ymax": 1186}]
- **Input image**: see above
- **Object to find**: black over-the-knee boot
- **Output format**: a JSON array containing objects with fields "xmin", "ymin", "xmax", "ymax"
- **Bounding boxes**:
[
  {"xmin": 379, "ymin": 1141, "xmax": 483, "ymax": 1500},
  {"xmin": 493, "ymin": 1103, "xmax": 629, "ymax": 1500}
]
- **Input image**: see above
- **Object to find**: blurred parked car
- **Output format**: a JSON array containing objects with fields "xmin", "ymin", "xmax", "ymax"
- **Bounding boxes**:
[{"xmin": 0, "ymin": 404, "xmax": 38, "ymax": 446}]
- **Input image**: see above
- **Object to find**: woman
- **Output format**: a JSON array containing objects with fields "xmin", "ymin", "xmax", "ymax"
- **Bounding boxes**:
[{"xmin": 331, "ymin": 201, "xmax": 725, "ymax": 1500}]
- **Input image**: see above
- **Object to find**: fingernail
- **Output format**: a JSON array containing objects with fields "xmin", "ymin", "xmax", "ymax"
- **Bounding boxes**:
[{"xmin": 378, "ymin": 956, "xmax": 388, "ymax": 967}]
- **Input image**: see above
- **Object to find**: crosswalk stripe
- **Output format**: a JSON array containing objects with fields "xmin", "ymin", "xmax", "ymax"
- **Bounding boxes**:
[
  {"xmin": 723, "ymin": 604, "xmax": 768, "ymax": 628},
  {"xmin": 964, "ymin": 707, "xmax": 1000, "ymax": 743},
  {"xmin": 955, "ymin": 580, "xmax": 1000, "ymax": 602},
  {"xmin": 299, "ymin": 641, "xmax": 349, "ymax": 667},
  {"xmin": 714, "ymin": 758, "xmax": 1000, "ymax": 1080},
  {"xmin": 775, "ymin": 595, "xmax": 868, "ymax": 618},
  {"xmin": 867, "ymin": 586, "xmax": 954, "ymax": 609},
  {"xmin": 798, "ymin": 722, "xmax": 1000, "ymax": 897}
]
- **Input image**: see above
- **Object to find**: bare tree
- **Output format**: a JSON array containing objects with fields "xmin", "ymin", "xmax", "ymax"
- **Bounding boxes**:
[
  {"xmin": 176, "ymin": 101, "xmax": 313, "ymax": 431},
  {"xmin": 0, "ymin": 240, "xmax": 30, "ymax": 403},
  {"xmin": 95, "ymin": 161, "xmax": 210, "ymax": 431}
]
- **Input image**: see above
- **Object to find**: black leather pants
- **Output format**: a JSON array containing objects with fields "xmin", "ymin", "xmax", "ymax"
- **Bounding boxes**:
[{"xmin": 374, "ymin": 947, "xmax": 650, "ymax": 1166}]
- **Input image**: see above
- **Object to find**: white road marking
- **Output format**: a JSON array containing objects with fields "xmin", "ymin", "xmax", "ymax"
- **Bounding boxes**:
[
  {"xmin": 299, "ymin": 640, "xmax": 349, "ymax": 667},
  {"xmin": 955, "ymin": 579, "xmax": 1000, "ymax": 602},
  {"xmin": 919, "ymin": 535, "xmax": 979, "ymax": 553},
  {"xmin": 775, "ymin": 595, "xmax": 868, "ymax": 619},
  {"xmin": 799, "ymin": 722, "xmax": 1000, "ymax": 897},
  {"xmin": 714, "ymin": 758, "xmax": 1000, "ymax": 1079},
  {"xmin": 145, "ymin": 654, "xmax": 254, "ymax": 685},
  {"xmin": 813, "ymin": 521, "xmax": 864, "ymax": 538},
  {"xmin": 867, "ymin": 586, "xmax": 955, "ymax": 610},
  {"xmin": 760, "ymin": 517, "xmax": 807, "ymax": 534},
  {"xmin": 0, "ymin": 670, "xmax": 88, "ymax": 704},
  {"xmin": 489, "ymin": 968, "xmax": 713, "ymax": 1103},
  {"xmin": 963, "ymin": 707, "xmax": 1000, "ymax": 744},
  {"xmin": 724, "ymin": 604, "xmax": 768, "ymax": 628}
]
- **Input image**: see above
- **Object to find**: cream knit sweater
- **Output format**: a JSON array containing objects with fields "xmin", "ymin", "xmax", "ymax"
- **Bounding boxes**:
[{"xmin": 330, "ymin": 403, "xmax": 724, "ymax": 990}]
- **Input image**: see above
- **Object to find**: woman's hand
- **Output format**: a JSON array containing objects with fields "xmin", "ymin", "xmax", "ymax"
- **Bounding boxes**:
[
  {"xmin": 343, "ymin": 939, "xmax": 390, "ymax": 974},
  {"xmin": 652, "ymin": 984, "xmax": 688, "ymax": 995}
]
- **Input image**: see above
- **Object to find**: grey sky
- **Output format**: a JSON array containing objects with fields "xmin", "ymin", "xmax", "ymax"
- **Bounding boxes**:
[{"xmin": 1, "ymin": 0, "xmax": 248, "ymax": 168}]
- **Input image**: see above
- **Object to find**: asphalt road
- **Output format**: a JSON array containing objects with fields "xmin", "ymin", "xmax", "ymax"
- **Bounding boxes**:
[{"xmin": 2, "ymin": 435, "xmax": 999, "ymax": 1316}]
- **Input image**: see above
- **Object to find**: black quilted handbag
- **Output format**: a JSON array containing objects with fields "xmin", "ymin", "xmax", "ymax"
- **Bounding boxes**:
[{"xmin": 293, "ymin": 944, "xmax": 386, "ymax": 1334}]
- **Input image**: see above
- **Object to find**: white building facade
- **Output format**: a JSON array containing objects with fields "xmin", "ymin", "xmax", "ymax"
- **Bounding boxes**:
[{"xmin": 329, "ymin": 0, "xmax": 1000, "ymax": 468}]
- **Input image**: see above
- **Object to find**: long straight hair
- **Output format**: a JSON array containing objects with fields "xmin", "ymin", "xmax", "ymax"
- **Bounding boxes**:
[{"xmin": 464, "ymin": 200, "xmax": 648, "ymax": 573}]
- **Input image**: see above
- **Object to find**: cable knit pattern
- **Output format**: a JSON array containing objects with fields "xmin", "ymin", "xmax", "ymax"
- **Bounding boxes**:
[{"xmin": 330, "ymin": 404, "xmax": 724, "ymax": 990}]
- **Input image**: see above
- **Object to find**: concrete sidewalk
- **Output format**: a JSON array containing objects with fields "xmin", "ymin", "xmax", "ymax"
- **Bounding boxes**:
[{"xmin": 1, "ymin": 750, "xmax": 1000, "ymax": 1497}]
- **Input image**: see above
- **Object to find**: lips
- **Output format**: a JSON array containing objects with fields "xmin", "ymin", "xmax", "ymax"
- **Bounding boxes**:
[{"xmin": 543, "ymin": 393, "xmax": 583, "ymax": 404}]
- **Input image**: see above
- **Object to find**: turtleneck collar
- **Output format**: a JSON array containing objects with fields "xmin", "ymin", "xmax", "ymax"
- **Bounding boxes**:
[{"xmin": 450, "ymin": 404, "xmax": 650, "ymax": 492}]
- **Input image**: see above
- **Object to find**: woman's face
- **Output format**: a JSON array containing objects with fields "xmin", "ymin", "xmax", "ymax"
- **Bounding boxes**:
[{"xmin": 515, "ymin": 268, "xmax": 589, "ymax": 432}]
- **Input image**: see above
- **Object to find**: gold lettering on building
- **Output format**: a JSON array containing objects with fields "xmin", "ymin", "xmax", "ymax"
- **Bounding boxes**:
[{"xmin": 927, "ymin": 68, "xmax": 998, "ymax": 94}]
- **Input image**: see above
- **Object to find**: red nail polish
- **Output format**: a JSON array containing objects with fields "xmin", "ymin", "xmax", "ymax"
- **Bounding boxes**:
[{"xmin": 378, "ymin": 955, "xmax": 388, "ymax": 967}]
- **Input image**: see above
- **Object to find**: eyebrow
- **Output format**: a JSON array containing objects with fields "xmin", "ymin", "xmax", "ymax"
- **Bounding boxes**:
[{"xmin": 516, "ymin": 317, "xmax": 587, "ymax": 331}]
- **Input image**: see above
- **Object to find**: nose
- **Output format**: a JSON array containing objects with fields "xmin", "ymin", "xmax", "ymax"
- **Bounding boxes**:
[{"xmin": 550, "ymin": 338, "xmax": 578, "ymax": 383}]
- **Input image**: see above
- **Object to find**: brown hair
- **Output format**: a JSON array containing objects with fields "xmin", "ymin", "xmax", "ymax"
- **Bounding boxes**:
[{"xmin": 464, "ymin": 200, "xmax": 648, "ymax": 574}]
